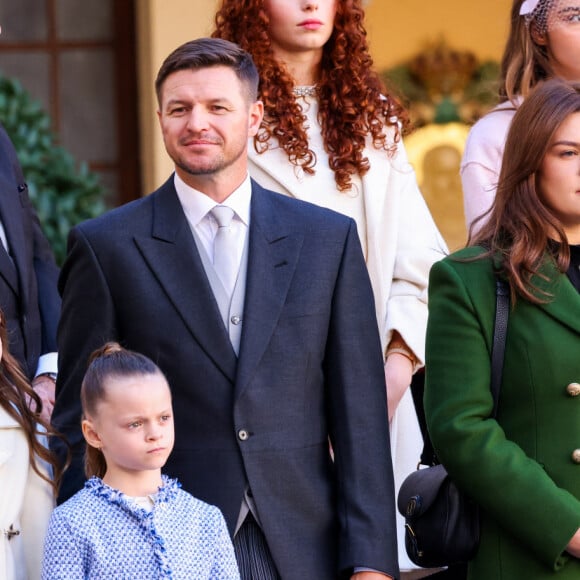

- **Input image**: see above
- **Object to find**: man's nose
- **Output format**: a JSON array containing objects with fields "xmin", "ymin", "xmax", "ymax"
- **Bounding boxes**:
[{"xmin": 186, "ymin": 108, "xmax": 210, "ymax": 132}]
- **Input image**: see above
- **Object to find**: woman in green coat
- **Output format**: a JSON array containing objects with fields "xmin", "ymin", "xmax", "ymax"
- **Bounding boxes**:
[{"xmin": 425, "ymin": 78, "xmax": 580, "ymax": 579}]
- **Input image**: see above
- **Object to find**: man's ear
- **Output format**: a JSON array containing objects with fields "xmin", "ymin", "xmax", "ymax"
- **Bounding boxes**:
[
  {"xmin": 82, "ymin": 417, "xmax": 102, "ymax": 449},
  {"xmin": 248, "ymin": 100, "xmax": 264, "ymax": 138}
]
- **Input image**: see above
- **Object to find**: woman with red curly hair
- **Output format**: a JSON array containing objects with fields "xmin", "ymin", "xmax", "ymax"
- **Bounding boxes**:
[{"xmin": 213, "ymin": 0, "xmax": 446, "ymax": 573}]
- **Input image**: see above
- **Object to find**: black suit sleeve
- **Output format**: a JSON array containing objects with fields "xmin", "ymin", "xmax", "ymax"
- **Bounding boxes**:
[
  {"xmin": 29, "ymin": 198, "xmax": 60, "ymax": 355},
  {"xmin": 325, "ymin": 220, "xmax": 399, "ymax": 579}
]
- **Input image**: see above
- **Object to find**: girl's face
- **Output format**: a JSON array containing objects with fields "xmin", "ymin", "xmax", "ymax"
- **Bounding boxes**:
[
  {"xmin": 537, "ymin": 111, "xmax": 580, "ymax": 243},
  {"xmin": 264, "ymin": 0, "xmax": 337, "ymax": 60},
  {"xmin": 537, "ymin": 1, "xmax": 580, "ymax": 79},
  {"xmin": 83, "ymin": 372, "xmax": 174, "ymax": 489}
]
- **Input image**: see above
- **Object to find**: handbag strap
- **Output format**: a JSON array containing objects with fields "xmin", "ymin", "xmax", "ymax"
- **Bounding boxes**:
[
  {"xmin": 490, "ymin": 278, "xmax": 509, "ymax": 418},
  {"xmin": 413, "ymin": 275, "xmax": 510, "ymax": 466}
]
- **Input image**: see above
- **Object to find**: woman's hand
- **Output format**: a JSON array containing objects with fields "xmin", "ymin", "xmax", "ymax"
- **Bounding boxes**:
[
  {"xmin": 32, "ymin": 374, "xmax": 56, "ymax": 423},
  {"xmin": 566, "ymin": 528, "xmax": 580, "ymax": 558},
  {"xmin": 384, "ymin": 353, "xmax": 413, "ymax": 423}
]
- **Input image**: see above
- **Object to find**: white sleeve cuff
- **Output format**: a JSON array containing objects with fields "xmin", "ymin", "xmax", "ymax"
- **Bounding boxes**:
[{"xmin": 35, "ymin": 352, "xmax": 58, "ymax": 378}]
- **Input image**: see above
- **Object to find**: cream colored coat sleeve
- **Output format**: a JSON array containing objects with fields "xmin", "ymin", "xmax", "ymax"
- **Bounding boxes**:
[
  {"xmin": 460, "ymin": 102, "xmax": 518, "ymax": 232},
  {"xmin": 0, "ymin": 408, "xmax": 54, "ymax": 580},
  {"xmin": 362, "ymin": 138, "xmax": 447, "ymax": 364},
  {"xmin": 21, "ymin": 447, "xmax": 54, "ymax": 579}
]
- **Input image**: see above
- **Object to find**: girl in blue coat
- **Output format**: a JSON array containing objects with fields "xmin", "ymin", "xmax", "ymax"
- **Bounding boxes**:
[
  {"xmin": 42, "ymin": 343, "xmax": 240, "ymax": 579},
  {"xmin": 425, "ymin": 78, "xmax": 580, "ymax": 579}
]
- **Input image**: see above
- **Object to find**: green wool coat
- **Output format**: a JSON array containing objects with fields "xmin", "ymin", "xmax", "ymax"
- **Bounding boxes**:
[{"xmin": 425, "ymin": 247, "xmax": 580, "ymax": 579}]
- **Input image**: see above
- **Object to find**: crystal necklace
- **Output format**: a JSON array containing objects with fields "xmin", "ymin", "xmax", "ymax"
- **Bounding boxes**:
[{"xmin": 293, "ymin": 85, "xmax": 318, "ymax": 98}]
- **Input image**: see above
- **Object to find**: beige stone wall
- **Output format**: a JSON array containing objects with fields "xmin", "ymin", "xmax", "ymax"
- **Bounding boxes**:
[
  {"xmin": 136, "ymin": 0, "xmax": 217, "ymax": 193},
  {"xmin": 136, "ymin": 0, "xmax": 512, "ymax": 192},
  {"xmin": 365, "ymin": 0, "xmax": 511, "ymax": 71}
]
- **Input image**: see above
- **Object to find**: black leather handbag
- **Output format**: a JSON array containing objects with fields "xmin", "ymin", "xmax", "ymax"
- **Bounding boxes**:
[{"xmin": 397, "ymin": 278, "xmax": 509, "ymax": 569}]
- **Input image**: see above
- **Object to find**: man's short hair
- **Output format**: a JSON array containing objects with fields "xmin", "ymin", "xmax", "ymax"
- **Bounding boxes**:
[{"xmin": 155, "ymin": 37, "xmax": 259, "ymax": 105}]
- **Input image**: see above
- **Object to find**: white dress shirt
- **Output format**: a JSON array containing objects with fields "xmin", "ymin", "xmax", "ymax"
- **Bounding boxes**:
[{"xmin": 173, "ymin": 173, "xmax": 251, "ymax": 273}]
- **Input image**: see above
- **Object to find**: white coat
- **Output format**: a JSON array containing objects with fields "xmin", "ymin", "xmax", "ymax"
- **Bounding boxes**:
[{"xmin": 0, "ymin": 405, "xmax": 54, "ymax": 580}]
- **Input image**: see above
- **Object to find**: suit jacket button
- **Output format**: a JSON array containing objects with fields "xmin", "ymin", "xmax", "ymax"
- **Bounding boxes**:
[
  {"xmin": 566, "ymin": 382, "xmax": 580, "ymax": 397},
  {"xmin": 572, "ymin": 449, "xmax": 580, "ymax": 464},
  {"xmin": 238, "ymin": 429, "xmax": 249, "ymax": 441}
]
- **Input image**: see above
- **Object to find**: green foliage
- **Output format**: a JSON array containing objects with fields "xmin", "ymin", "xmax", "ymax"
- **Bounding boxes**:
[{"xmin": 0, "ymin": 72, "xmax": 107, "ymax": 264}]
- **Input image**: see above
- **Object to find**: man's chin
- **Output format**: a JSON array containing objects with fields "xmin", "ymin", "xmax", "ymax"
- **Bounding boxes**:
[{"xmin": 177, "ymin": 160, "xmax": 222, "ymax": 176}]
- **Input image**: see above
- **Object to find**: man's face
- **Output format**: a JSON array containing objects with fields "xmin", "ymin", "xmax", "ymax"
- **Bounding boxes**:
[{"xmin": 157, "ymin": 65, "xmax": 262, "ymax": 191}]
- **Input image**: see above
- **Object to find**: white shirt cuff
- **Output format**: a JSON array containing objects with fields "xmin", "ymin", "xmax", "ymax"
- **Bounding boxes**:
[{"xmin": 35, "ymin": 352, "xmax": 58, "ymax": 377}]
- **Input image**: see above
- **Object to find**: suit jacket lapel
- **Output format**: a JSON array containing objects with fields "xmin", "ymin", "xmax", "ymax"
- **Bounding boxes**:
[
  {"xmin": 235, "ymin": 183, "xmax": 303, "ymax": 399},
  {"xmin": 0, "ymin": 173, "xmax": 25, "ymax": 295},
  {"xmin": 133, "ymin": 180, "xmax": 237, "ymax": 382}
]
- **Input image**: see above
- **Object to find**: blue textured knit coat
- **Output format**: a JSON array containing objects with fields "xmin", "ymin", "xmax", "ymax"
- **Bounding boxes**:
[{"xmin": 41, "ymin": 476, "xmax": 240, "ymax": 579}]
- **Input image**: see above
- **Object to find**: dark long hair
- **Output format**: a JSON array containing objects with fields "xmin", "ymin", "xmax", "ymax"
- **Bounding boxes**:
[
  {"xmin": 81, "ymin": 342, "xmax": 164, "ymax": 478},
  {"xmin": 213, "ymin": 0, "xmax": 409, "ymax": 192},
  {"xmin": 470, "ymin": 79, "xmax": 580, "ymax": 302},
  {"xmin": 499, "ymin": 0, "xmax": 554, "ymax": 102},
  {"xmin": 0, "ymin": 310, "xmax": 63, "ymax": 493}
]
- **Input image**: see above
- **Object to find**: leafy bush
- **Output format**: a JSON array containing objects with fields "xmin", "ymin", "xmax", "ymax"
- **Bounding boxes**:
[{"xmin": 0, "ymin": 72, "xmax": 107, "ymax": 264}]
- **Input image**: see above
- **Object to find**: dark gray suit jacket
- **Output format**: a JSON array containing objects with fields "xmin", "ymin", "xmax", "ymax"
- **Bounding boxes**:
[
  {"xmin": 53, "ymin": 177, "xmax": 398, "ymax": 579},
  {"xmin": 0, "ymin": 124, "xmax": 59, "ymax": 378}
]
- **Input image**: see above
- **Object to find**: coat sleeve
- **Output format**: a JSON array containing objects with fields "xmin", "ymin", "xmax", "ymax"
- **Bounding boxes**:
[
  {"xmin": 325, "ymin": 220, "xmax": 399, "ymax": 579},
  {"xmin": 20, "ymin": 446, "xmax": 55, "ymax": 579},
  {"xmin": 31, "ymin": 208, "xmax": 61, "ymax": 354},
  {"xmin": 424, "ymin": 258, "xmax": 580, "ymax": 570},
  {"xmin": 41, "ymin": 509, "xmax": 85, "ymax": 579},
  {"xmin": 459, "ymin": 109, "xmax": 513, "ymax": 233},
  {"xmin": 51, "ymin": 225, "xmax": 118, "ymax": 502},
  {"xmin": 209, "ymin": 508, "xmax": 241, "ymax": 580},
  {"xmin": 29, "ymin": 192, "xmax": 60, "ymax": 357},
  {"xmin": 380, "ymin": 139, "xmax": 447, "ymax": 364}
]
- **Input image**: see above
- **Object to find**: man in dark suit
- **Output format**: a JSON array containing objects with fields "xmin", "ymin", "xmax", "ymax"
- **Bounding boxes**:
[
  {"xmin": 0, "ymin": 122, "xmax": 60, "ymax": 419},
  {"xmin": 52, "ymin": 38, "xmax": 398, "ymax": 580}
]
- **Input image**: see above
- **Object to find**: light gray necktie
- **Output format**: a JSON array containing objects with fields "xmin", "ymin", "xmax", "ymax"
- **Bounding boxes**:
[{"xmin": 211, "ymin": 205, "xmax": 237, "ymax": 296}]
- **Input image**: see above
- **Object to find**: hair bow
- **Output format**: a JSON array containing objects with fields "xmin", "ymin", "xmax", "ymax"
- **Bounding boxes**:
[{"xmin": 520, "ymin": 0, "xmax": 540, "ymax": 15}]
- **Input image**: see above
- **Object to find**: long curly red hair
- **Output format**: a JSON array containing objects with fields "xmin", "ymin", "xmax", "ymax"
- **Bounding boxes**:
[{"xmin": 213, "ymin": 0, "xmax": 409, "ymax": 191}]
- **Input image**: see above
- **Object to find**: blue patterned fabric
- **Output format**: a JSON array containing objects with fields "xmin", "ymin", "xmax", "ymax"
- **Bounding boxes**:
[{"xmin": 41, "ymin": 476, "xmax": 240, "ymax": 579}]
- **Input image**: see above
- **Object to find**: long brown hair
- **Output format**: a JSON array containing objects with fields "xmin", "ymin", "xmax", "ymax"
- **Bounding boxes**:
[
  {"xmin": 499, "ymin": 0, "xmax": 554, "ymax": 103},
  {"xmin": 81, "ymin": 342, "xmax": 165, "ymax": 479},
  {"xmin": 0, "ymin": 311, "xmax": 63, "ymax": 493},
  {"xmin": 470, "ymin": 79, "xmax": 580, "ymax": 302},
  {"xmin": 213, "ymin": 0, "xmax": 409, "ymax": 192}
]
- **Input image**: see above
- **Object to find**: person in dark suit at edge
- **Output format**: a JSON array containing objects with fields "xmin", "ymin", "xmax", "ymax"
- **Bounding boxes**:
[{"xmin": 0, "ymin": 25, "xmax": 60, "ymax": 422}]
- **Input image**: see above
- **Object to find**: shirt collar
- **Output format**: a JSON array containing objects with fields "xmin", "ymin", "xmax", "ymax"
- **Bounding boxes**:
[{"xmin": 173, "ymin": 173, "xmax": 252, "ymax": 226}]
